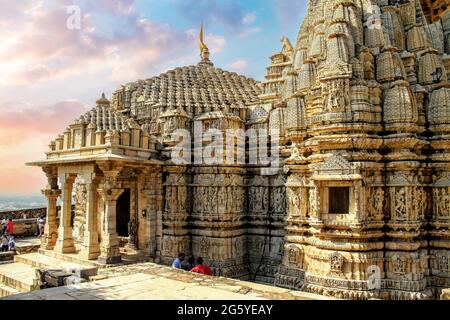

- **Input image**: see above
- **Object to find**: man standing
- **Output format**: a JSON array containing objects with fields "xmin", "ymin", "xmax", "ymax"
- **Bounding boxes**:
[
  {"xmin": 172, "ymin": 253, "xmax": 185, "ymax": 269},
  {"xmin": 37, "ymin": 216, "xmax": 45, "ymax": 236},
  {"xmin": 1, "ymin": 217, "xmax": 6, "ymax": 235},
  {"xmin": 190, "ymin": 257, "xmax": 213, "ymax": 276},
  {"xmin": 6, "ymin": 218, "xmax": 13, "ymax": 236}
]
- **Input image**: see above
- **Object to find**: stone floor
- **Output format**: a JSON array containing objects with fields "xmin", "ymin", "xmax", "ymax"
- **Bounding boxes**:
[{"xmin": 3, "ymin": 261, "xmax": 332, "ymax": 300}]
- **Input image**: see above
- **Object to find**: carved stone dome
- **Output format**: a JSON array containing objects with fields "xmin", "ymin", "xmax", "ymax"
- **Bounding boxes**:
[
  {"xmin": 376, "ymin": 48, "xmax": 406, "ymax": 82},
  {"xmin": 418, "ymin": 52, "xmax": 446, "ymax": 85},
  {"xmin": 383, "ymin": 81, "xmax": 419, "ymax": 132},
  {"xmin": 428, "ymin": 87, "xmax": 450, "ymax": 133},
  {"xmin": 112, "ymin": 63, "xmax": 261, "ymax": 120}
]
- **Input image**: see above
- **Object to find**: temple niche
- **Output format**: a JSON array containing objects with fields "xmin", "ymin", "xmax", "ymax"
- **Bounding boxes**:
[{"xmin": 29, "ymin": 0, "xmax": 450, "ymax": 300}]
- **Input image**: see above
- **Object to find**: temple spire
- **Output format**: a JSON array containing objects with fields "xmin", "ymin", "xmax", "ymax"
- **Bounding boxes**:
[
  {"xmin": 200, "ymin": 22, "xmax": 208, "ymax": 51},
  {"xmin": 199, "ymin": 22, "xmax": 213, "ymax": 66}
]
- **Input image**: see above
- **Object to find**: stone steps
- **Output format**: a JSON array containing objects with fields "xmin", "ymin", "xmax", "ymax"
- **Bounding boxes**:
[
  {"xmin": 38, "ymin": 248, "xmax": 152, "ymax": 269},
  {"xmin": 38, "ymin": 249, "xmax": 99, "ymax": 268},
  {"xmin": 15, "ymin": 253, "xmax": 98, "ymax": 278},
  {"xmin": 0, "ymin": 252, "xmax": 100, "ymax": 298},
  {"xmin": 0, "ymin": 262, "xmax": 38, "ymax": 292},
  {"xmin": 0, "ymin": 283, "xmax": 20, "ymax": 298}
]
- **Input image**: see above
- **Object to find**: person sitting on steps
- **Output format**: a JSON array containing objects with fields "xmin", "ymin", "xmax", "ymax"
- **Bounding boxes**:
[
  {"xmin": 183, "ymin": 256, "xmax": 196, "ymax": 271},
  {"xmin": 190, "ymin": 257, "xmax": 213, "ymax": 276},
  {"xmin": 1, "ymin": 233, "xmax": 9, "ymax": 252},
  {"xmin": 172, "ymin": 253, "xmax": 185, "ymax": 269}
]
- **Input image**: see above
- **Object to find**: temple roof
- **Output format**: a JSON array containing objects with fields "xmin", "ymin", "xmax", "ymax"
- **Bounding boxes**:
[{"xmin": 112, "ymin": 63, "xmax": 262, "ymax": 117}]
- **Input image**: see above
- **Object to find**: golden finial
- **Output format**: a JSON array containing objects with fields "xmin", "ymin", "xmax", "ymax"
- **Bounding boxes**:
[
  {"xmin": 199, "ymin": 22, "xmax": 213, "ymax": 66},
  {"xmin": 200, "ymin": 22, "xmax": 208, "ymax": 51}
]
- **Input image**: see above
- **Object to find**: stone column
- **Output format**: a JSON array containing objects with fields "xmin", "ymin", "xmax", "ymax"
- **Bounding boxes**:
[
  {"xmin": 97, "ymin": 187, "xmax": 123, "ymax": 264},
  {"xmin": 54, "ymin": 173, "xmax": 76, "ymax": 253},
  {"xmin": 42, "ymin": 189, "xmax": 60, "ymax": 249},
  {"xmin": 80, "ymin": 174, "xmax": 101, "ymax": 260},
  {"xmin": 155, "ymin": 172, "xmax": 164, "ymax": 262},
  {"xmin": 41, "ymin": 167, "xmax": 60, "ymax": 250}
]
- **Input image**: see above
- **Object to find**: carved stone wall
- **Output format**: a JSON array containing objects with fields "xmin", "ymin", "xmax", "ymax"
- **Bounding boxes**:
[{"xmin": 273, "ymin": 0, "xmax": 450, "ymax": 300}]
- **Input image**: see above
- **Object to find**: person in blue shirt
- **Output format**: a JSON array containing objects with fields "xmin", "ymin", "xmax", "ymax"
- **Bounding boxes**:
[{"xmin": 172, "ymin": 253, "xmax": 185, "ymax": 269}]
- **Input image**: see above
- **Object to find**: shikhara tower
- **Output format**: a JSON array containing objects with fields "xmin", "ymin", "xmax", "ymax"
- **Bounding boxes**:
[
  {"xmin": 30, "ymin": 1, "xmax": 450, "ymax": 300},
  {"xmin": 273, "ymin": 0, "xmax": 450, "ymax": 299}
]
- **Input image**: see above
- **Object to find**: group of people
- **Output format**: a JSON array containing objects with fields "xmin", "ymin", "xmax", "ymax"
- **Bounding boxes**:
[
  {"xmin": 172, "ymin": 253, "xmax": 213, "ymax": 276},
  {"xmin": 1, "ymin": 217, "xmax": 15, "ymax": 252}
]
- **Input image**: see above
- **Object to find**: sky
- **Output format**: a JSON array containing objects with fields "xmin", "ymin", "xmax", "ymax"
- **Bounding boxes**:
[{"xmin": 0, "ymin": 0, "xmax": 307, "ymax": 196}]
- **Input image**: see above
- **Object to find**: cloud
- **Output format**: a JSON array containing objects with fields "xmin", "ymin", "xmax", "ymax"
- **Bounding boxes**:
[
  {"xmin": 242, "ymin": 13, "xmax": 257, "ymax": 25},
  {"xmin": 227, "ymin": 59, "xmax": 249, "ymax": 73},
  {"xmin": 0, "ymin": 1, "xmax": 227, "ymax": 87},
  {"xmin": 0, "ymin": 99, "xmax": 89, "ymax": 195},
  {"xmin": 0, "ymin": 100, "xmax": 88, "ymax": 141},
  {"xmin": 238, "ymin": 27, "xmax": 261, "ymax": 39},
  {"xmin": 8, "ymin": 64, "xmax": 57, "ymax": 85},
  {"xmin": 172, "ymin": 0, "xmax": 249, "ymax": 31},
  {"xmin": 272, "ymin": 0, "xmax": 308, "ymax": 29},
  {"xmin": 93, "ymin": 0, "xmax": 138, "ymax": 16}
]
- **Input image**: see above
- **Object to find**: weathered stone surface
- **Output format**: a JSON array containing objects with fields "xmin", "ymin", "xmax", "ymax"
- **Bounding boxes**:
[
  {"xmin": 18, "ymin": 0, "xmax": 450, "ymax": 300},
  {"xmin": 3, "ymin": 262, "xmax": 331, "ymax": 300}
]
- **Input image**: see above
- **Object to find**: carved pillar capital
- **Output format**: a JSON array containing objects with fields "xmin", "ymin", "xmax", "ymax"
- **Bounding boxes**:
[
  {"xmin": 42, "ymin": 166, "xmax": 58, "ymax": 190},
  {"xmin": 59, "ymin": 173, "xmax": 77, "ymax": 185},
  {"xmin": 97, "ymin": 187, "xmax": 124, "ymax": 203},
  {"xmin": 41, "ymin": 188, "xmax": 61, "ymax": 200}
]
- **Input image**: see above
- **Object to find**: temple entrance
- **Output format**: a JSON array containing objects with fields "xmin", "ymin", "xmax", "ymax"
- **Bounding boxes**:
[{"xmin": 116, "ymin": 189, "xmax": 131, "ymax": 237}]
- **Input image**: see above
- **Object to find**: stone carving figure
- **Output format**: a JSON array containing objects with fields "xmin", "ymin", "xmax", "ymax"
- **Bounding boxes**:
[
  {"xmin": 274, "ymin": 187, "xmax": 286, "ymax": 213},
  {"xmin": 128, "ymin": 217, "xmax": 139, "ymax": 247},
  {"xmin": 210, "ymin": 187, "xmax": 217, "ymax": 213},
  {"xmin": 394, "ymin": 187, "xmax": 407, "ymax": 220},
  {"xmin": 193, "ymin": 188, "xmax": 201, "ymax": 212},
  {"xmin": 200, "ymin": 236, "xmax": 209, "ymax": 257},
  {"xmin": 288, "ymin": 246, "xmax": 299, "ymax": 265},
  {"xmin": 435, "ymin": 188, "xmax": 448, "ymax": 218},
  {"xmin": 254, "ymin": 188, "xmax": 263, "ymax": 211},
  {"xmin": 262, "ymin": 187, "xmax": 269, "ymax": 211},
  {"xmin": 374, "ymin": 188, "xmax": 384, "ymax": 214},
  {"xmin": 218, "ymin": 187, "xmax": 226, "ymax": 213},
  {"xmin": 178, "ymin": 187, "xmax": 186, "ymax": 212},
  {"xmin": 329, "ymin": 252, "xmax": 344, "ymax": 274},
  {"xmin": 165, "ymin": 187, "xmax": 172, "ymax": 213},
  {"xmin": 438, "ymin": 253, "xmax": 449, "ymax": 272},
  {"xmin": 392, "ymin": 255, "xmax": 407, "ymax": 275}
]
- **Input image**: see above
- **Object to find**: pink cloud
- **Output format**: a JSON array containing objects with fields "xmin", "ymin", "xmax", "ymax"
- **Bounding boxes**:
[
  {"xmin": 0, "ymin": 1, "xmax": 214, "ymax": 86},
  {"xmin": 0, "ymin": 99, "xmax": 89, "ymax": 194},
  {"xmin": 0, "ymin": 0, "xmax": 232, "ymax": 196},
  {"xmin": 8, "ymin": 64, "xmax": 57, "ymax": 85},
  {"xmin": 0, "ymin": 100, "xmax": 88, "ymax": 141}
]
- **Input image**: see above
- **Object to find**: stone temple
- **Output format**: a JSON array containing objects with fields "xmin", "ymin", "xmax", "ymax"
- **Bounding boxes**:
[{"xmin": 27, "ymin": 0, "xmax": 450, "ymax": 300}]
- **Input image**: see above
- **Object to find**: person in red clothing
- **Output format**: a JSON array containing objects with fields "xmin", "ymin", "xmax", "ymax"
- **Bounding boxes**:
[
  {"xmin": 6, "ymin": 218, "xmax": 13, "ymax": 236},
  {"xmin": 190, "ymin": 257, "xmax": 213, "ymax": 276}
]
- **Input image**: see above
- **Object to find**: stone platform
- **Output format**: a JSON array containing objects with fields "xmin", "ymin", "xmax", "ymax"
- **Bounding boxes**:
[
  {"xmin": 0, "ymin": 251, "xmax": 98, "ymax": 297},
  {"xmin": 3, "ymin": 261, "xmax": 332, "ymax": 300}
]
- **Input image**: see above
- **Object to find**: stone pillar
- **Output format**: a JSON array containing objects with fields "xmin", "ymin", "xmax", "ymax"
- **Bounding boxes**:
[
  {"xmin": 41, "ymin": 167, "xmax": 60, "ymax": 250},
  {"xmin": 80, "ymin": 174, "xmax": 101, "ymax": 260},
  {"xmin": 155, "ymin": 172, "xmax": 164, "ymax": 262},
  {"xmin": 97, "ymin": 187, "xmax": 123, "ymax": 264},
  {"xmin": 42, "ymin": 189, "xmax": 60, "ymax": 249},
  {"xmin": 54, "ymin": 173, "xmax": 76, "ymax": 253}
]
